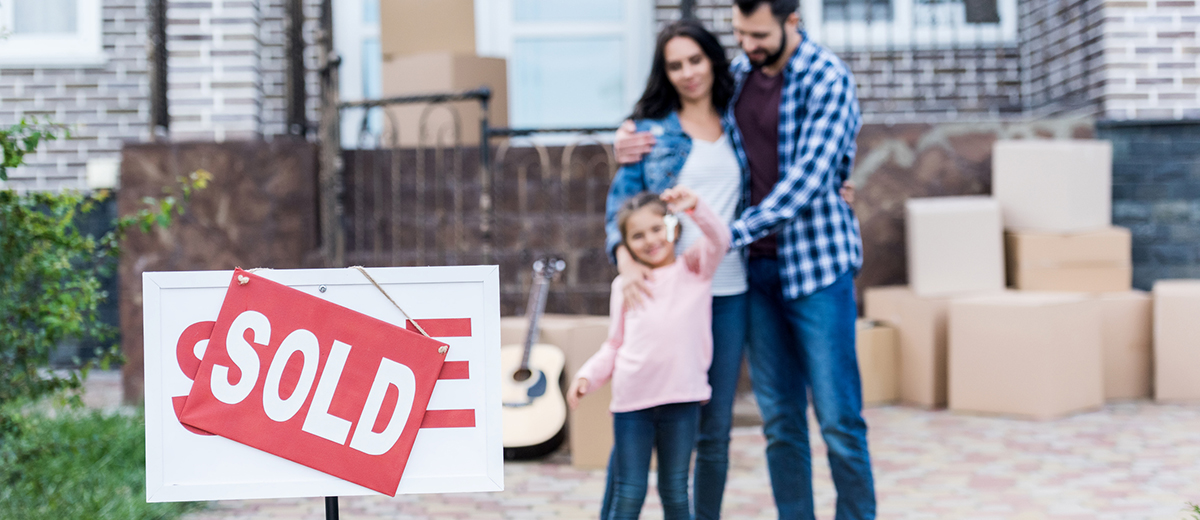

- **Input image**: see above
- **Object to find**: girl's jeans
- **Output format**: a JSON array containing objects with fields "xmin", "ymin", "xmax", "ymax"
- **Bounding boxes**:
[{"xmin": 601, "ymin": 402, "xmax": 701, "ymax": 520}]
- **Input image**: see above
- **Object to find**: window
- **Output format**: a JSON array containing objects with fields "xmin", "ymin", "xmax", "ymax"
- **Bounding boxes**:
[
  {"xmin": 333, "ymin": 0, "xmax": 384, "ymax": 147},
  {"xmin": 475, "ymin": 0, "xmax": 653, "ymax": 130},
  {"xmin": 804, "ymin": 0, "xmax": 1017, "ymax": 49},
  {"xmin": 0, "ymin": 0, "xmax": 104, "ymax": 67}
]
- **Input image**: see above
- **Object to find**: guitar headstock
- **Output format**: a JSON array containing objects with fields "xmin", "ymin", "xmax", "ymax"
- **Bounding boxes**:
[{"xmin": 532, "ymin": 257, "xmax": 566, "ymax": 281}]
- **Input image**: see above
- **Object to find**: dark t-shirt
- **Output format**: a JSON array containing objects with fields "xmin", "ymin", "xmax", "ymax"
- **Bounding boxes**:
[{"xmin": 734, "ymin": 68, "xmax": 784, "ymax": 259}]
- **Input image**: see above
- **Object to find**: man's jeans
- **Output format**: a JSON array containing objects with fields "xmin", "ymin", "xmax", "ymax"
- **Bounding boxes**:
[
  {"xmin": 601, "ymin": 402, "xmax": 701, "ymax": 520},
  {"xmin": 694, "ymin": 293, "xmax": 748, "ymax": 520},
  {"xmin": 746, "ymin": 258, "xmax": 876, "ymax": 520}
]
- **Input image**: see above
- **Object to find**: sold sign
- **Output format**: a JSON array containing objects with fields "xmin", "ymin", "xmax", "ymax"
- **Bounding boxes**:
[{"xmin": 178, "ymin": 269, "xmax": 448, "ymax": 496}]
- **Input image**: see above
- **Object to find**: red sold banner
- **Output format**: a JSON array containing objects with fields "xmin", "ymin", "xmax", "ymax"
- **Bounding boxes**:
[{"xmin": 178, "ymin": 269, "xmax": 448, "ymax": 496}]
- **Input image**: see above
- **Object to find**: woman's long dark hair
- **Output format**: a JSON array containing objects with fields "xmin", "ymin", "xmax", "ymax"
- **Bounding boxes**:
[{"xmin": 631, "ymin": 20, "xmax": 734, "ymax": 121}]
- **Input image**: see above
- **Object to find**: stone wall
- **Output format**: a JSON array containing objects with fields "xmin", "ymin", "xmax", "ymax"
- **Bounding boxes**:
[
  {"xmin": 117, "ymin": 139, "xmax": 318, "ymax": 403},
  {"xmin": 1099, "ymin": 120, "xmax": 1200, "ymax": 287}
]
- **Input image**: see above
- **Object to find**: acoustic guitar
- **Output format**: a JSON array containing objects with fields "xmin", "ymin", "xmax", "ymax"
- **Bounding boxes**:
[{"xmin": 500, "ymin": 257, "xmax": 568, "ymax": 460}]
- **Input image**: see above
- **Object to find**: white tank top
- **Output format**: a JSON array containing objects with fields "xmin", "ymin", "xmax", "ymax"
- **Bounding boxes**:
[{"xmin": 675, "ymin": 133, "xmax": 747, "ymax": 296}]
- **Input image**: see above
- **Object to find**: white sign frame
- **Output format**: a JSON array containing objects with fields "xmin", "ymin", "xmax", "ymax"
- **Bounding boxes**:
[{"xmin": 143, "ymin": 266, "xmax": 503, "ymax": 502}]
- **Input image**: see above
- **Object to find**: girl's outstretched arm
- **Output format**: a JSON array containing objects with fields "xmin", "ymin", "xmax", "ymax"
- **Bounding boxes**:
[{"xmin": 663, "ymin": 188, "xmax": 730, "ymax": 279}]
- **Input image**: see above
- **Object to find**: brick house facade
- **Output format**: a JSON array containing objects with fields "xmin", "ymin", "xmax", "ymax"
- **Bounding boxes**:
[
  {"xmin": 656, "ymin": 0, "xmax": 1198, "ymax": 121},
  {"xmin": 0, "ymin": 0, "xmax": 322, "ymax": 192},
  {"xmin": 2, "ymin": 0, "xmax": 1195, "ymax": 193}
]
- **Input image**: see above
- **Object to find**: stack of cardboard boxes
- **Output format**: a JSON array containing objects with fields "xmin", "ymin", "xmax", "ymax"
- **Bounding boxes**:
[
  {"xmin": 378, "ymin": 0, "xmax": 508, "ymax": 146},
  {"xmin": 859, "ymin": 196, "xmax": 1006, "ymax": 409},
  {"xmin": 862, "ymin": 139, "xmax": 1182, "ymax": 419}
]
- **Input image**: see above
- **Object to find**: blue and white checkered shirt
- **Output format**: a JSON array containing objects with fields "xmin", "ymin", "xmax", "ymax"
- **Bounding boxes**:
[{"xmin": 724, "ymin": 33, "xmax": 864, "ymax": 299}]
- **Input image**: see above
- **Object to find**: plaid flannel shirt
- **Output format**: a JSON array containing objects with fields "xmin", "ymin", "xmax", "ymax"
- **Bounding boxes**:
[{"xmin": 725, "ymin": 33, "xmax": 864, "ymax": 299}]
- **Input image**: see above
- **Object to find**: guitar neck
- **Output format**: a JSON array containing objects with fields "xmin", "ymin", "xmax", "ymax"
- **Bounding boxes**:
[{"xmin": 520, "ymin": 277, "xmax": 552, "ymax": 371}]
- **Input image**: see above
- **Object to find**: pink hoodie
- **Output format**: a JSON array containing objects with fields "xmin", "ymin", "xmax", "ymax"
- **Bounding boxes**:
[{"xmin": 575, "ymin": 199, "xmax": 731, "ymax": 413}]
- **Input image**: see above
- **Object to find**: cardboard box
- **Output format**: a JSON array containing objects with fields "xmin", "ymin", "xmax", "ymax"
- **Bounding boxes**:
[
  {"xmin": 948, "ymin": 292, "xmax": 1103, "ymax": 419},
  {"xmin": 1152, "ymin": 280, "xmax": 1200, "ymax": 402},
  {"xmin": 862, "ymin": 285, "xmax": 907, "ymax": 327},
  {"xmin": 864, "ymin": 287, "xmax": 957, "ymax": 408},
  {"xmin": 379, "ymin": 52, "xmax": 508, "ymax": 147},
  {"xmin": 905, "ymin": 196, "xmax": 1005, "ymax": 296},
  {"xmin": 894, "ymin": 288, "xmax": 953, "ymax": 408},
  {"xmin": 501, "ymin": 314, "xmax": 612, "ymax": 468},
  {"xmin": 379, "ymin": 0, "xmax": 476, "ymax": 60},
  {"xmin": 857, "ymin": 320, "xmax": 898, "ymax": 406},
  {"xmin": 992, "ymin": 140, "xmax": 1112, "ymax": 233},
  {"xmin": 1098, "ymin": 291, "xmax": 1152, "ymax": 401},
  {"xmin": 1005, "ymin": 227, "xmax": 1132, "ymax": 292}
]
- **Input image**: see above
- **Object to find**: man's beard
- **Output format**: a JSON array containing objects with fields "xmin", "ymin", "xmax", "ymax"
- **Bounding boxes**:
[{"xmin": 751, "ymin": 20, "xmax": 788, "ymax": 68}]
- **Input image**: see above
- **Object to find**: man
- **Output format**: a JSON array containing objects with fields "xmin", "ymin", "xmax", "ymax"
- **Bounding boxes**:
[{"xmin": 615, "ymin": 1, "xmax": 875, "ymax": 518}]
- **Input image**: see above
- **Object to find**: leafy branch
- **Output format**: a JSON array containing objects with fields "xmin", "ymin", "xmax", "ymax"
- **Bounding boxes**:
[
  {"xmin": 0, "ymin": 118, "xmax": 68, "ymax": 182},
  {"xmin": 1, "ymin": 119, "xmax": 210, "ymax": 416}
]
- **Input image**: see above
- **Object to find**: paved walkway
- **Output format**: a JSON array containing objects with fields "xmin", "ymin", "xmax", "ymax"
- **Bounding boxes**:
[{"xmin": 176, "ymin": 402, "xmax": 1200, "ymax": 520}]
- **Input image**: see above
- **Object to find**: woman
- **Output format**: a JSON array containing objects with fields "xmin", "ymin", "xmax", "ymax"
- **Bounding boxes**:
[{"xmin": 602, "ymin": 19, "xmax": 744, "ymax": 520}]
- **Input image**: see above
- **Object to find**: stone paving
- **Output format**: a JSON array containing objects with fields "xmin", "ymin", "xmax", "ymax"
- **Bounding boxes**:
[{"xmin": 175, "ymin": 402, "xmax": 1200, "ymax": 520}]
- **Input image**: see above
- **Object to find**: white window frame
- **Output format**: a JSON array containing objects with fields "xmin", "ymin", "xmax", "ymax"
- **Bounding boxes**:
[
  {"xmin": 804, "ymin": 0, "xmax": 1018, "ymax": 50},
  {"xmin": 0, "ymin": 0, "xmax": 105, "ymax": 67},
  {"xmin": 474, "ymin": 0, "xmax": 653, "ymax": 131}
]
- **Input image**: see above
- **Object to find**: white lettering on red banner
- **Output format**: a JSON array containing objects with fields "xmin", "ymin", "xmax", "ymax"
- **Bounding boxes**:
[{"xmin": 178, "ymin": 269, "xmax": 449, "ymax": 496}]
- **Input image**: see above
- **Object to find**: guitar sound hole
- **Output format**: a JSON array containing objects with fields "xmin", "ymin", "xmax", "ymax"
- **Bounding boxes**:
[{"xmin": 513, "ymin": 368, "xmax": 533, "ymax": 382}]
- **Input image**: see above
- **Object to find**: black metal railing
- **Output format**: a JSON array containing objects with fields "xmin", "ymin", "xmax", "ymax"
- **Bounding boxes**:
[{"xmin": 329, "ymin": 87, "xmax": 617, "ymax": 271}]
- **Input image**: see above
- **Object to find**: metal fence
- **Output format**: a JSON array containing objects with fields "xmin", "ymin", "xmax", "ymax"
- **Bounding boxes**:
[{"xmin": 322, "ymin": 88, "xmax": 620, "ymax": 314}]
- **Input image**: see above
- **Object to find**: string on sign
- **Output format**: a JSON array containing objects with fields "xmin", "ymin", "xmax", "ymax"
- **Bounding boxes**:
[{"xmin": 350, "ymin": 266, "xmax": 432, "ymax": 339}]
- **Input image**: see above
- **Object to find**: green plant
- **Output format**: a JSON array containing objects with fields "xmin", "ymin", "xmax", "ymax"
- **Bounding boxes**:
[
  {"xmin": 0, "ymin": 119, "xmax": 210, "ymax": 422},
  {"xmin": 1187, "ymin": 502, "xmax": 1200, "ymax": 519},
  {"xmin": 0, "ymin": 118, "xmax": 66, "ymax": 182},
  {"xmin": 0, "ymin": 406, "xmax": 200, "ymax": 519}
]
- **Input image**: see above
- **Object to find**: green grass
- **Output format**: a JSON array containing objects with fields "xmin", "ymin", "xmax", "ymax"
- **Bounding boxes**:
[
  {"xmin": 1188, "ymin": 502, "xmax": 1200, "ymax": 519},
  {"xmin": 0, "ymin": 405, "xmax": 202, "ymax": 520}
]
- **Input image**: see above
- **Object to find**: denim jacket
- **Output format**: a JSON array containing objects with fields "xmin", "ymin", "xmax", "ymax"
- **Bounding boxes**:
[{"xmin": 604, "ymin": 112, "xmax": 696, "ymax": 263}]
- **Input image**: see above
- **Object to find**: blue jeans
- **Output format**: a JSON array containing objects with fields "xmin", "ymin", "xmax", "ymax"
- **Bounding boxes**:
[
  {"xmin": 694, "ymin": 293, "xmax": 747, "ymax": 520},
  {"xmin": 601, "ymin": 402, "xmax": 700, "ymax": 520},
  {"xmin": 746, "ymin": 259, "xmax": 875, "ymax": 520}
]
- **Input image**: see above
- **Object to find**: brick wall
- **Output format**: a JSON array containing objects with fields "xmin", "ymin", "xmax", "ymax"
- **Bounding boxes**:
[
  {"xmin": 843, "ymin": 48, "xmax": 1024, "ymax": 121},
  {"xmin": 0, "ymin": 0, "xmax": 323, "ymax": 192},
  {"xmin": 1099, "ymin": 0, "xmax": 1200, "ymax": 119},
  {"xmin": 656, "ymin": 0, "xmax": 1025, "ymax": 120},
  {"xmin": 1019, "ymin": 0, "xmax": 1106, "ymax": 115},
  {"xmin": 1100, "ymin": 121, "xmax": 1200, "ymax": 287},
  {"xmin": 259, "ymin": 0, "xmax": 323, "ymax": 137},
  {"xmin": 0, "ymin": 0, "xmax": 150, "ymax": 192},
  {"xmin": 655, "ymin": 0, "xmax": 1200, "ymax": 121},
  {"xmin": 166, "ymin": 0, "xmax": 264, "ymax": 141}
]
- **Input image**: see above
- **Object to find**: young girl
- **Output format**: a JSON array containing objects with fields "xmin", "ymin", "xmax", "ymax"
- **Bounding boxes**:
[{"xmin": 568, "ymin": 186, "xmax": 730, "ymax": 520}]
